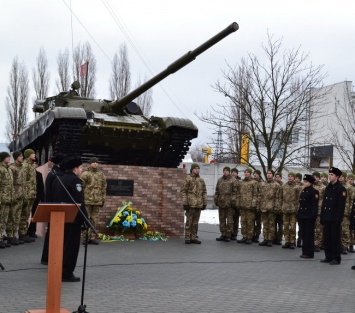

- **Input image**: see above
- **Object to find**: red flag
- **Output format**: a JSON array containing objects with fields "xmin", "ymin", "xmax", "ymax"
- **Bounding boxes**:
[{"xmin": 80, "ymin": 61, "xmax": 88, "ymax": 77}]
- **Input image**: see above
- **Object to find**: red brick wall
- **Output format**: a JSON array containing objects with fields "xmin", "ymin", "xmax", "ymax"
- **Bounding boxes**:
[{"xmin": 37, "ymin": 164, "xmax": 187, "ymax": 238}]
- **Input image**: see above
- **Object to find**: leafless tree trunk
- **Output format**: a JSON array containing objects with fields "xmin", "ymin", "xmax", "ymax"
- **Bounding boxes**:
[
  {"xmin": 6, "ymin": 57, "xmax": 29, "ymax": 141},
  {"xmin": 329, "ymin": 84, "xmax": 355, "ymax": 172},
  {"xmin": 134, "ymin": 74, "xmax": 153, "ymax": 116},
  {"xmin": 72, "ymin": 41, "xmax": 96, "ymax": 97},
  {"xmin": 55, "ymin": 48, "xmax": 71, "ymax": 92},
  {"xmin": 198, "ymin": 33, "xmax": 328, "ymax": 176},
  {"xmin": 32, "ymin": 47, "xmax": 50, "ymax": 100},
  {"xmin": 109, "ymin": 43, "xmax": 131, "ymax": 99}
]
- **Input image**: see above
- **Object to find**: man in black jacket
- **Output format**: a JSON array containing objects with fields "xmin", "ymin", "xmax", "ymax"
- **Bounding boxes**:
[{"xmin": 320, "ymin": 167, "xmax": 347, "ymax": 265}]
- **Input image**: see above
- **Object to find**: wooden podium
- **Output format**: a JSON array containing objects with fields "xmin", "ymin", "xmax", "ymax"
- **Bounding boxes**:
[{"xmin": 26, "ymin": 203, "xmax": 78, "ymax": 313}]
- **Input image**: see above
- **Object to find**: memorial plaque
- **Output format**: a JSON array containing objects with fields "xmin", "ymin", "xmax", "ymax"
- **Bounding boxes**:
[{"xmin": 106, "ymin": 179, "xmax": 134, "ymax": 196}]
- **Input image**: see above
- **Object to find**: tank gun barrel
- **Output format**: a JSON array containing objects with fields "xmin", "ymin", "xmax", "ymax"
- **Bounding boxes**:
[{"xmin": 111, "ymin": 22, "xmax": 239, "ymax": 109}]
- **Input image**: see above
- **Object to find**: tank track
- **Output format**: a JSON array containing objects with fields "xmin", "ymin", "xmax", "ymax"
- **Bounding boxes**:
[
  {"xmin": 156, "ymin": 126, "xmax": 195, "ymax": 167},
  {"xmin": 53, "ymin": 119, "xmax": 86, "ymax": 157}
]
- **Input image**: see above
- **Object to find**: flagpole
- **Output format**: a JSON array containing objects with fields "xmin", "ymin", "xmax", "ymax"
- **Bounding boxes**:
[{"xmin": 84, "ymin": 60, "xmax": 89, "ymax": 97}]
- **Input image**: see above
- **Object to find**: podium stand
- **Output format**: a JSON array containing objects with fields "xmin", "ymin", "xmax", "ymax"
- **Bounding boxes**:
[{"xmin": 26, "ymin": 204, "xmax": 78, "ymax": 313}]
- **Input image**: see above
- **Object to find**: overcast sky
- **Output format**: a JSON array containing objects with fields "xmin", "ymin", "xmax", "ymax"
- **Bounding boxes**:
[{"xmin": 1, "ymin": 0, "xmax": 354, "ymax": 148}]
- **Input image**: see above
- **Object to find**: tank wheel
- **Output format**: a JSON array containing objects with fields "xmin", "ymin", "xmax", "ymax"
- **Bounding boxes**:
[
  {"xmin": 40, "ymin": 147, "xmax": 47, "ymax": 165},
  {"xmin": 36, "ymin": 149, "xmax": 42, "ymax": 165},
  {"xmin": 48, "ymin": 143, "xmax": 54, "ymax": 161}
]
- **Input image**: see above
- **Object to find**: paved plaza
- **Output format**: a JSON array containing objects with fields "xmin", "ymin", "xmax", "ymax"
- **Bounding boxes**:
[{"xmin": 1, "ymin": 223, "xmax": 355, "ymax": 313}]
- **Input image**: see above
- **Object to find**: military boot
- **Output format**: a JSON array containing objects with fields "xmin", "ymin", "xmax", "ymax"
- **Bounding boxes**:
[
  {"xmin": 0, "ymin": 241, "xmax": 6, "ymax": 249},
  {"xmin": 289, "ymin": 243, "xmax": 296, "ymax": 249},
  {"xmin": 314, "ymin": 245, "xmax": 320, "ymax": 252},
  {"xmin": 216, "ymin": 236, "xmax": 225, "ymax": 241},
  {"xmin": 349, "ymin": 245, "xmax": 355, "ymax": 253},
  {"xmin": 259, "ymin": 240, "xmax": 268, "ymax": 246},
  {"xmin": 252, "ymin": 236, "xmax": 259, "ymax": 243},
  {"xmin": 230, "ymin": 235, "xmax": 237, "ymax": 241},
  {"xmin": 267, "ymin": 240, "xmax": 273, "ymax": 247},
  {"xmin": 244, "ymin": 239, "xmax": 252, "ymax": 244},
  {"xmin": 224, "ymin": 237, "xmax": 231, "ymax": 242},
  {"xmin": 282, "ymin": 242, "xmax": 290, "ymax": 249},
  {"xmin": 19, "ymin": 236, "xmax": 32, "ymax": 243},
  {"xmin": 7, "ymin": 238, "xmax": 19, "ymax": 246},
  {"xmin": 341, "ymin": 247, "xmax": 348, "ymax": 255},
  {"xmin": 237, "ymin": 237, "xmax": 247, "ymax": 243}
]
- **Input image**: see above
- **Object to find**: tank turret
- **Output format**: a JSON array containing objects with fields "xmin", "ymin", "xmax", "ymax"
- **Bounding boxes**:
[{"xmin": 10, "ymin": 22, "xmax": 239, "ymax": 167}]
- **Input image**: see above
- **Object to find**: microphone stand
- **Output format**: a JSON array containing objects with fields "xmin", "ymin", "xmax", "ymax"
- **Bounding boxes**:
[{"xmin": 52, "ymin": 168, "xmax": 98, "ymax": 313}]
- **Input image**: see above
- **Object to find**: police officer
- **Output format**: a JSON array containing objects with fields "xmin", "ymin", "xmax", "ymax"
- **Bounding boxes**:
[
  {"xmin": 298, "ymin": 174, "xmax": 319, "ymax": 258},
  {"xmin": 320, "ymin": 167, "xmax": 347, "ymax": 265},
  {"xmin": 80, "ymin": 157, "xmax": 107, "ymax": 245},
  {"xmin": 51, "ymin": 155, "xmax": 88, "ymax": 282}
]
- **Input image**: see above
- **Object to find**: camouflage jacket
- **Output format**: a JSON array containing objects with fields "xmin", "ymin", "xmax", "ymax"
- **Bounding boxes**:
[
  {"xmin": 258, "ymin": 179, "xmax": 281, "ymax": 212},
  {"xmin": 81, "ymin": 167, "xmax": 107, "ymax": 205},
  {"xmin": 313, "ymin": 181, "xmax": 326, "ymax": 215},
  {"xmin": 281, "ymin": 182, "xmax": 299, "ymax": 213},
  {"xmin": 180, "ymin": 173, "xmax": 207, "ymax": 209},
  {"xmin": 239, "ymin": 178, "xmax": 258, "ymax": 209},
  {"xmin": 22, "ymin": 159, "xmax": 37, "ymax": 199},
  {"xmin": 0, "ymin": 163, "xmax": 14, "ymax": 204},
  {"xmin": 340, "ymin": 182, "xmax": 354, "ymax": 217},
  {"xmin": 9, "ymin": 162, "xmax": 25, "ymax": 201},
  {"xmin": 214, "ymin": 175, "xmax": 238, "ymax": 209}
]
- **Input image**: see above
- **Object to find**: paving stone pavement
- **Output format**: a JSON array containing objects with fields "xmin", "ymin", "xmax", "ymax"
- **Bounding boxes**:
[{"xmin": 1, "ymin": 223, "xmax": 355, "ymax": 313}]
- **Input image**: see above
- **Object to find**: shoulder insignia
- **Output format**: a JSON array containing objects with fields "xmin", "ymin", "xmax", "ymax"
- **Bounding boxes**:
[
  {"xmin": 315, "ymin": 194, "xmax": 319, "ymax": 199},
  {"xmin": 76, "ymin": 184, "xmax": 82, "ymax": 192},
  {"xmin": 343, "ymin": 191, "xmax": 347, "ymax": 197}
]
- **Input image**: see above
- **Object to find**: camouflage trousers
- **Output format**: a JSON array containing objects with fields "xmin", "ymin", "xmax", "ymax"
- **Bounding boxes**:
[
  {"xmin": 274, "ymin": 212, "xmax": 283, "ymax": 241},
  {"xmin": 218, "ymin": 207, "xmax": 234, "ymax": 238},
  {"xmin": 82, "ymin": 205, "xmax": 101, "ymax": 241},
  {"xmin": 6, "ymin": 199, "xmax": 23, "ymax": 238},
  {"xmin": 19, "ymin": 198, "xmax": 35, "ymax": 237},
  {"xmin": 282, "ymin": 212, "xmax": 297, "ymax": 244},
  {"xmin": 0, "ymin": 203, "xmax": 11, "ymax": 240},
  {"xmin": 240, "ymin": 208, "xmax": 256, "ymax": 240},
  {"xmin": 314, "ymin": 216, "xmax": 323, "ymax": 247},
  {"xmin": 231, "ymin": 207, "xmax": 240, "ymax": 237},
  {"xmin": 350, "ymin": 229, "xmax": 355, "ymax": 246},
  {"xmin": 341, "ymin": 217, "xmax": 350, "ymax": 249},
  {"xmin": 254, "ymin": 210, "xmax": 262, "ymax": 238},
  {"xmin": 261, "ymin": 211, "xmax": 276, "ymax": 241},
  {"xmin": 185, "ymin": 207, "xmax": 201, "ymax": 240}
]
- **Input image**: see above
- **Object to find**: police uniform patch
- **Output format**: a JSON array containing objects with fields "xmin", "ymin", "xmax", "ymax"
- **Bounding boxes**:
[
  {"xmin": 343, "ymin": 191, "xmax": 347, "ymax": 197},
  {"xmin": 76, "ymin": 184, "xmax": 82, "ymax": 192}
]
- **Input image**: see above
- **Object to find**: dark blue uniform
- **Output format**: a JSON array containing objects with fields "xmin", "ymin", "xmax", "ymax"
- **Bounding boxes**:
[
  {"xmin": 298, "ymin": 186, "xmax": 319, "ymax": 257},
  {"xmin": 320, "ymin": 180, "xmax": 347, "ymax": 263},
  {"xmin": 52, "ymin": 171, "xmax": 87, "ymax": 279}
]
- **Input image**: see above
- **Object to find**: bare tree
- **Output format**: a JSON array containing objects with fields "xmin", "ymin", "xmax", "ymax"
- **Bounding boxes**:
[
  {"xmin": 5, "ymin": 57, "xmax": 29, "ymax": 141},
  {"xmin": 32, "ymin": 47, "xmax": 50, "ymax": 100},
  {"xmin": 329, "ymin": 83, "xmax": 355, "ymax": 172},
  {"xmin": 72, "ymin": 41, "xmax": 96, "ymax": 97},
  {"xmin": 109, "ymin": 43, "xmax": 131, "ymax": 99},
  {"xmin": 198, "ymin": 34, "xmax": 328, "ymax": 176},
  {"xmin": 134, "ymin": 74, "xmax": 153, "ymax": 116},
  {"xmin": 55, "ymin": 48, "xmax": 71, "ymax": 92}
]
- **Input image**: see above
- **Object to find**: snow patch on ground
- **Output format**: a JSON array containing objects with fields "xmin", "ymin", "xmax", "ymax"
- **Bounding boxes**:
[{"xmin": 199, "ymin": 209, "xmax": 219, "ymax": 225}]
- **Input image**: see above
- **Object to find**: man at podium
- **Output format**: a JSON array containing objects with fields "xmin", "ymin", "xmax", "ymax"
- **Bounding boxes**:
[{"xmin": 51, "ymin": 155, "xmax": 88, "ymax": 282}]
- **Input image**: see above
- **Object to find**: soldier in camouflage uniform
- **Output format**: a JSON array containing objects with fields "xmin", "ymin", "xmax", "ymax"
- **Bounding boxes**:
[
  {"xmin": 295, "ymin": 173, "xmax": 304, "ymax": 247},
  {"xmin": 0, "ymin": 152, "xmax": 14, "ymax": 248},
  {"xmin": 281, "ymin": 172, "xmax": 299, "ymax": 249},
  {"xmin": 81, "ymin": 157, "xmax": 107, "ymax": 244},
  {"xmin": 18, "ymin": 149, "xmax": 37, "ymax": 243},
  {"xmin": 181, "ymin": 163, "xmax": 207, "ymax": 244},
  {"xmin": 230, "ymin": 168, "xmax": 241, "ymax": 240},
  {"xmin": 6, "ymin": 151, "xmax": 25, "ymax": 246},
  {"xmin": 347, "ymin": 173, "xmax": 355, "ymax": 253},
  {"xmin": 312, "ymin": 171, "xmax": 325, "ymax": 252},
  {"xmin": 259, "ymin": 169, "xmax": 281, "ymax": 247},
  {"xmin": 253, "ymin": 170, "xmax": 262, "ymax": 242},
  {"xmin": 214, "ymin": 166, "xmax": 238, "ymax": 242},
  {"xmin": 273, "ymin": 172, "xmax": 284, "ymax": 244},
  {"xmin": 321, "ymin": 172, "xmax": 328, "ymax": 186},
  {"xmin": 339, "ymin": 171, "xmax": 353, "ymax": 255},
  {"xmin": 237, "ymin": 168, "xmax": 258, "ymax": 244}
]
